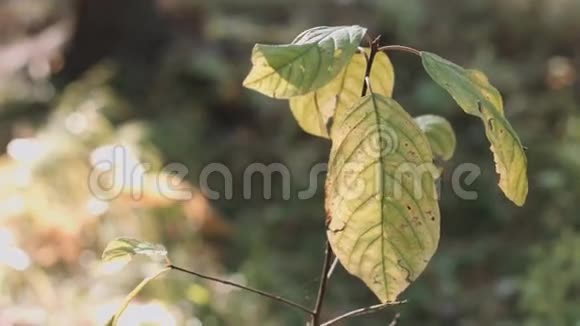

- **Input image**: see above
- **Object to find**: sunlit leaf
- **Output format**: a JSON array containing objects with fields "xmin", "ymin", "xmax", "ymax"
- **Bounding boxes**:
[
  {"xmin": 414, "ymin": 114, "xmax": 456, "ymax": 161},
  {"xmin": 106, "ymin": 267, "xmax": 170, "ymax": 326},
  {"xmin": 289, "ymin": 49, "xmax": 394, "ymax": 138},
  {"xmin": 102, "ymin": 238, "xmax": 168, "ymax": 271},
  {"xmin": 243, "ymin": 25, "xmax": 367, "ymax": 98},
  {"xmin": 421, "ymin": 52, "xmax": 528, "ymax": 206},
  {"xmin": 325, "ymin": 93, "xmax": 440, "ymax": 302}
]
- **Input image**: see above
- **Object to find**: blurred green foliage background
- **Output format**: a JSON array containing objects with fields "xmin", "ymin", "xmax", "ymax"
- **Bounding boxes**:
[{"xmin": 0, "ymin": 0, "xmax": 578, "ymax": 325}]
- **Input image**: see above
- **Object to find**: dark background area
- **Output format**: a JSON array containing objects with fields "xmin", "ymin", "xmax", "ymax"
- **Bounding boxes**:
[{"xmin": 0, "ymin": 0, "xmax": 579, "ymax": 325}]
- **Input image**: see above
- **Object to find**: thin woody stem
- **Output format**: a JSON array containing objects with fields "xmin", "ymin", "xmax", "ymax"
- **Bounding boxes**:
[
  {"xmin": 378, "ymin": 45, "xmax": 422, "ymax": 56},
  {"xmin": 389, "ymin": 312, "xmax": 401, "ymax": 326},
  {"xmin": 360, "ymin": 36, "xmax": 381, "ymax": 96},
  {"xmin": 326, "ymin": 257, "xmax": 339, "ymax": 279},
  {"xmin": 364, "ymin": 33, "xmax": 374, "ymax": 47},
  {"xmin": 320, "ymin": 300, "xmax": 407, "ymax": 326},
  {"xmin": 169, "ymin": 264, "xmax": 314, "ymax": 315},
  {"xmin": 311, "ymin": 241, "xmax": 334, "ymax": 325}
]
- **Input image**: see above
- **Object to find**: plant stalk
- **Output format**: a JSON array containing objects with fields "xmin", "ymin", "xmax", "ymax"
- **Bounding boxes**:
[
  {"xmin": 310, "ymin": 241, "xmax": 334, "ymax": 325},
  {"xmin": 169, "ymin": 264, "xmax": 314, "ymax": 315}
]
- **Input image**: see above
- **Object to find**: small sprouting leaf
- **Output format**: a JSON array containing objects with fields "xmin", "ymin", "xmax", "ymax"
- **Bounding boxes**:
[
  {"xmin": 102, "ymin": 237, "xmax": 168, "ymax": 270},
  {"xmin": 106, "ymin": 267, "xmax": 170, "ymax": 326},
  {"xmin": 414, "ymin": 114, "xmax": 456, "ymax": 161},
  {"xmin": 243, "ymin": 25, "xmax": 367, "ymax": 98},
  {"xmin": 289, "ymin": 49, "xmax": 394, "ymax": 138},
  {"xmin": 326, "ymin": 93, "xmax": 440, "ymax": 303},
  {"xmin": 421, "ymin": 52, "xmax": 528, "ymax": 206}
]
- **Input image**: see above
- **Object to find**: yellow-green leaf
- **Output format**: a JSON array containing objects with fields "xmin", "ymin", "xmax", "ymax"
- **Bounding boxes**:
[
  {"xmin": 325, "ymin": 93, "xmax": 440, "ymax": 302},
  {"xmin": 243, "ymin": 25, "xmax": 367, "ymax": 99},
  {"xmin": 106, "ymin": 267, "xmax": 170, "ymax": 326},
  {"xmin": 102, "ymin": 237, "xmax": 168, "ymax": 271},
  {"xmin": 289, "ymin": 49, "xmax": 394, "ymax": 138},
  {"xmin": 421, "ymin": 52, "xmax": 528, "ymax": 206},
  {"xmin": 414, "ymin": 114, "xmax": 456, "ymax": 161}
]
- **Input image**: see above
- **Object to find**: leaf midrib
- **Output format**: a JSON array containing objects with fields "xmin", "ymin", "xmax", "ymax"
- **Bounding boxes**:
[{"xmin": 369, "ymin": 94, "xmax": 390, "ymax": 300}]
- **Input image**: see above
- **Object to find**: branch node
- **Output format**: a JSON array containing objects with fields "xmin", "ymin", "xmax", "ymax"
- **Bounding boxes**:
[
  {"xmin": 365, "ymin": 76, "xmax": 374, "ymax": 94},
  {"xmin": 360, "ymin": 35, "xmax": 381, "ymax": 97}
]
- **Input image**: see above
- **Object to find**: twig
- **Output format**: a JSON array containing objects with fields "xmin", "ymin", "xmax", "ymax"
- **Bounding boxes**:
[
  {"xmin": 360, "ymin": 36, "xmax": 381, "ymax": 97},
  {"xmin": 320, "ymin": 300, "xmax": 407, "ymax": 326},
  {"xmin": 365, "ymin": 76, "xmax": 374, "ymax": 94},
  {"xmin": 169, "ymin": 264, "xmax": 314, "ymax": 315},
  {"xmin": 389, "ymin": 312, "xmax": 401, "ymax": 326},
  {"xmin": 326, "ymin": 257, "xmax": 339, "ymax": 279},
  {"xmin": 109, "ymin": 267, "xmax": 172, "ymax": 325},
  {"xmin": 364, "ymin": 33, "xmax": 374, "ymax": 47},
  {"xmin": 311, "ymin": 241, "xmax": 334, "ymax": 325},
  {"xmin": 378, "ymin": 45, "xmax": 421, "ymax": 56},
  {"xmin": 358, "ymin": 46, "xmax": 370, "ymax": 63}
]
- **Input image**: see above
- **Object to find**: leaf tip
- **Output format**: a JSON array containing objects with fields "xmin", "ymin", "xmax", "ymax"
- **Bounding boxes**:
[{"xmin": 510, "ymin": 188, "xmax": 528, "ymax": 207}]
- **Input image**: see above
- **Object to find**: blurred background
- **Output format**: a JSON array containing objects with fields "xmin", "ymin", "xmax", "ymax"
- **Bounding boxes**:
[{"xmin": 0, "ymin": 0, "xmax": 579, "ymax": 325}]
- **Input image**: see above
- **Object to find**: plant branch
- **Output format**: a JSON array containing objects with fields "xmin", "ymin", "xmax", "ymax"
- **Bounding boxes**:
[
  {"xmin": 389, "ymin": 312, "xmax": 401, "ymax": 326},
  {"xmin": 168, "ymin": 264, "xmax": 314, "ymax": 315},
  {"xmin": 326, "ymin": 257, "xmax": 339, "ymax": 279},
  {"xmin": 364, "ymin": 76, "xmax": 374, "ymax": 94},
  {"xmin": 364, "ymin": 33, "xmax": 374, "ymax": 47},
  {"xmin": 320, "ymin": 300, "xmax": 407, "ymax": 326},
  {"xmin": 311, "ymin": 241, "xmax": 334, "ymax": 325},
  {"xmin": 378, "ymin": 45, "xmax": 421, "ymax": 56},
  {"xmin": 358, "ymin": 46, "xmax": 370, "ymax": 63},
  {"xmin": 360, "ymin": 36, "xmax": 381, "ymax": 97}
]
